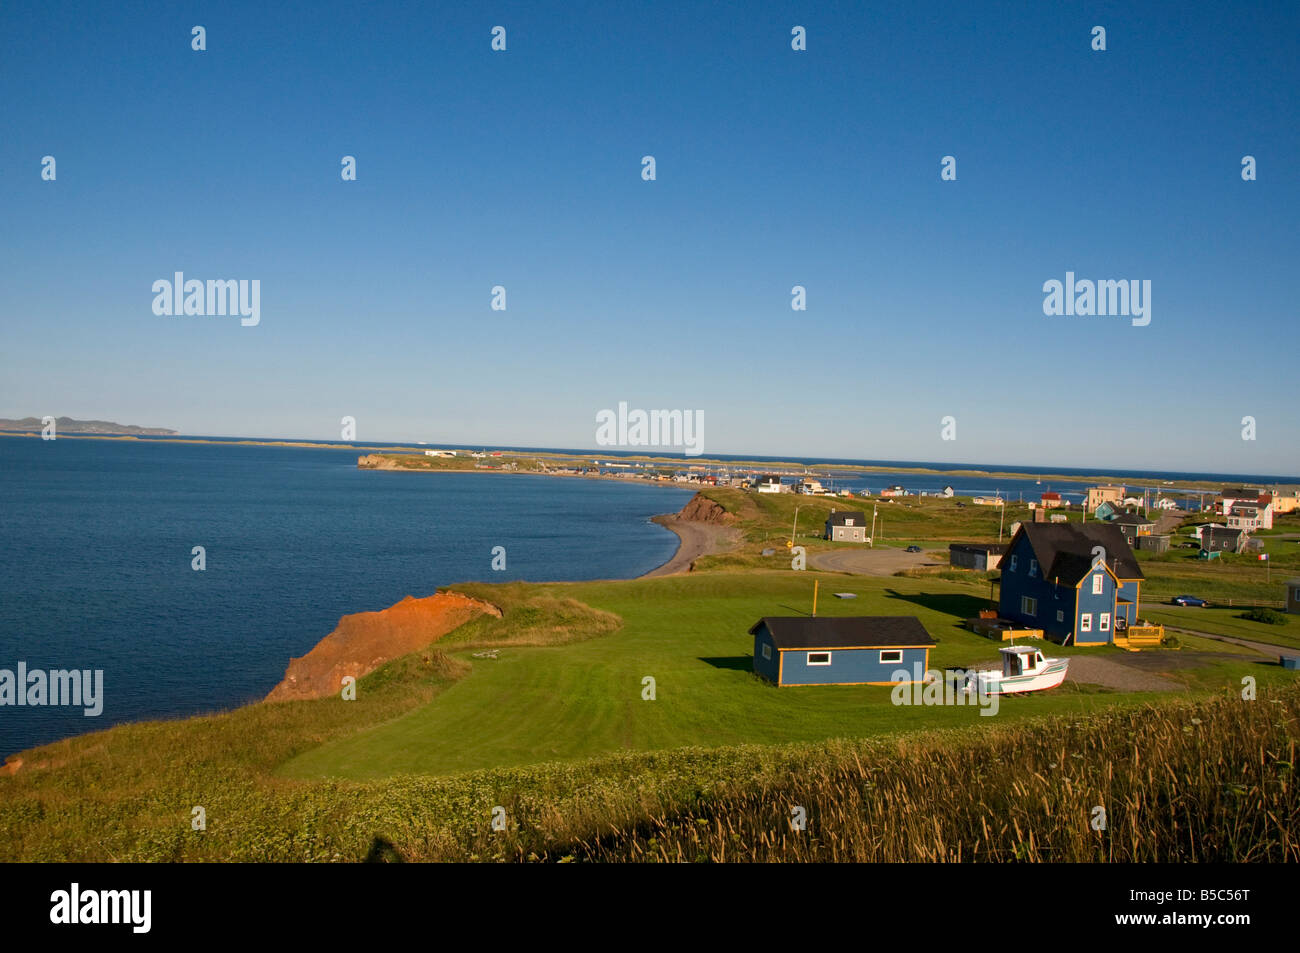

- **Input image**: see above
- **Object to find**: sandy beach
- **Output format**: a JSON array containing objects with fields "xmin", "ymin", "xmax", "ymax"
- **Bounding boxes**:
[{"xmin": 641, "ymin": 514, "xmax": 741, "ymax": 577}]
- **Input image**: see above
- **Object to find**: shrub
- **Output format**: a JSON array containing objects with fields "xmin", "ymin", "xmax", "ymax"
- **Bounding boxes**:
[{"xmin": 1241, "ymin": 607, "xmax": 1288, "ymax": 626}]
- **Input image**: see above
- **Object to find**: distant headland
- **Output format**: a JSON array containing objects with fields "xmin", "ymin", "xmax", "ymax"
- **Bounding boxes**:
[{"xmin": 0, "ymin": 416, "xmax": 177, "ymax": 436}]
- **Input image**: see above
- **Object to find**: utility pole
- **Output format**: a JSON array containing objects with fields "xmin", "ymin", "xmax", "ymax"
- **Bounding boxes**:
[
  {"xmin": 870, "ymin": 504, "xmax": 877, "ymax": 548},
  {"xmin": 791, "ymin": 504, "xmax": 801, "ymax": 545},
  {"xmin": 998, "ymin": 495, "xmax": 1005, "ymax": 543}
]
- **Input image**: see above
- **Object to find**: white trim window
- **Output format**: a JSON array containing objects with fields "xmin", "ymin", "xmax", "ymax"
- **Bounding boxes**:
[
  {"xmin": 1080, "ymin": 613, "xmax": 1093, "ymax": 633},
  {"xmin": 1100, "ymin": 613, "xmax": 1111, "ymax": 632},
  {"xmin": 879, "ymin": 649, "xmax": 903, "ymax": 664},
  {"xmin": 1056, "ymin": 610, "xmax": 1065, "ymax": 623},
  {"xmin": 1092, "ymin": 573, "xmax": 1104, "ymax": 595},
  {"xmin": 761, "ymin": 643, "xmax": 772, "ymax": 660},
  {"xmin": 1009, "ymin": 555, "xmax": 1018, "ymax": 572},
  {"xmin": 1020, "ymin": 595, "xmax": 1037, "ymax": 617},
  {"xmin": 807, "ymin": 652, "xmax": 832, "ymax": 666},
  {"xmin": 1029, "ymin": 558, "xmax": 1038, "ymax": 577}
]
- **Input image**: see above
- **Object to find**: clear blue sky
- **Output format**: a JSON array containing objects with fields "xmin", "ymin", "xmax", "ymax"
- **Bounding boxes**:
[{"xmin": 2, "ymin": 0, "xmax": 1296, "ymax": 474}]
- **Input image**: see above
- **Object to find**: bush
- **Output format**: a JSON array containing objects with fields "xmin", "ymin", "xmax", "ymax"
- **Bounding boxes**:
[{"xmin": 1241, "ymin": 607, "xmax": 1288, "ymax": 625}]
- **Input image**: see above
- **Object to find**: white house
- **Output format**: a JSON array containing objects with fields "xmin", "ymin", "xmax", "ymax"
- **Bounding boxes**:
[{"xmin": 1227, "ymin": 501, "xmax": 1273, "ymax": 532}]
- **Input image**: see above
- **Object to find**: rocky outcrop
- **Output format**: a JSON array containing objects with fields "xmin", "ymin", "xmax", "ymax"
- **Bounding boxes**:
[
  {"xmin": 358, "ymin": 454, "xmax": 402, "ymax": 469},
  {"xmin": 677, "ymin": 492, "xmax": 736, "ymax": 525},
  {"xmin": 265, "ymin": 591, "xmax": 501, "ymax": 702}
]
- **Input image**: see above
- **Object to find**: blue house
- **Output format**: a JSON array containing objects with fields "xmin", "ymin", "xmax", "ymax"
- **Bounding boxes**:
[
  {"xmin": 998, "ymin": 523, "xmax": 1144, "ymax": 646},
  {"xmin": 751, "ymin": 616, "xmax": 936, "ymax": 686}
]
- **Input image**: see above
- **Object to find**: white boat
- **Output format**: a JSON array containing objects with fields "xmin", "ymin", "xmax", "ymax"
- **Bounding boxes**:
[{"xmin": 967, "ymin": 645, "xmax": 1069, "ymax": 695}]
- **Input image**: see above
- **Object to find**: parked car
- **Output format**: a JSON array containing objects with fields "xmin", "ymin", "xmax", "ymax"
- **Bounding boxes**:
[
  {"xmin": 905, "ymin": 545, "xmax": 923, "ymax": 553},
  {"xmin": 1171, "ymin": 595, "xmax": 1209, "ymax": 607}
]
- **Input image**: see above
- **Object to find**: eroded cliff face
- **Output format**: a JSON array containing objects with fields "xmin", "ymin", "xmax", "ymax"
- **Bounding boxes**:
[
  {"xmin": 677, "ymin": 492, "xmax": 736, "ymax": 525},
  {"xmin": 357, "ymin": 454, "xmax": 400, "ymax": 469},
  {"xmin": 265, "ymin": 591, "xmax": 501, "ymax": 702}
]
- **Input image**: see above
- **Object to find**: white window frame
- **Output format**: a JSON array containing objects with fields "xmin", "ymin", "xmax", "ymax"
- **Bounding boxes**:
[
  {"xmin": 1056, "ymin": 610, "xmax": 1064, "ymax": 623},
  {"xmin": 1080, "ymin": 613, "xmax": 1093, "ymax": 633},
  {"xmin": 1020, "ymin": 595, "xmax": 1037, "ymax": 617},
  {"xmin": 1100, "ymin": 613, "xmax": 1111, "ymax": 632},
  {"xmin": 1009, "ymin": 554, "xmax": 1018, "ymax": 572},
  {"xmin": 761, "ymin": 643, "xmax": 772, "ymax": 660},
  {"xmin": 879, "ymin": 649, "xmax": 903, "ymax": 664},
  {"xmin": 1092, "ymin": 572, "xmax": 1104, "ymax": 595},
  {"xmin": 1029, "ymin": 558, "xmax": 1038, "ymax": 577},
  {"xmin": 807, "ymin": 651, "xmax": 832, "ymax": 666}
]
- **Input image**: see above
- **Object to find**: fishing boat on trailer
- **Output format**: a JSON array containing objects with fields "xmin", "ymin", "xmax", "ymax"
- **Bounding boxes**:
[{"xmin": 969, "ymin": 645, "xmax": 1069, "ymax": 695}]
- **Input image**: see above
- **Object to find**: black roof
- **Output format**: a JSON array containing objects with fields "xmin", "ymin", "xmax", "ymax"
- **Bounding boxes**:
[
  {"xmin": 949, "ymin": 542, "xmax": 1008, "ymax": 554},
  {"xmin": 825, "ymin": 510, "xmax": 866, "ymax": 525},
  {"xmin": 1111, "ymin": 513, "xmax": 1155, "ymax": 526},
  {"xmin": 1203, "ymin": 526, "xmax": 1244, "ymax": 538},
  {"xmin": 1013, "ymin": 522, "xmax": 1143, "ymax": 583},
  {"xmin": 749, "ymin": 616, "xmax": 936, "ymax": 649}
]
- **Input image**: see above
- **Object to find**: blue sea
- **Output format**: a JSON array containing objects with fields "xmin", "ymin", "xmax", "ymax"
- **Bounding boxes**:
[{"xmin": 0, "ymin": 438, "xmax": 691, "ymax": 756}]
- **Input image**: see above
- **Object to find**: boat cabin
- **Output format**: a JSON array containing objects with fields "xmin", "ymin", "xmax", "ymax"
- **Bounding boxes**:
[{"xmin": 1000, "ymin": 645, "xmax": 1047, "ymax": 678}]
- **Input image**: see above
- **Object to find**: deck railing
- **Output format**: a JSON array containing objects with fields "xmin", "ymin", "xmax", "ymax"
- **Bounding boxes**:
[{"xmin": 1125, "ymin": 624, "xmax": 1164, "ymax": 646}]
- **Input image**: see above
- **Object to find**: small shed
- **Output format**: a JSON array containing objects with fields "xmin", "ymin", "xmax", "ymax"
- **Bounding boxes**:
[
  {"xmin": 949, "ymin": 542, "xmax": 1007, "ymax": 571},
  {"xmin": 750, "ymin": 616, "xmax": 935, "ymax": 686},
  {"xmin": 1135, "ymin": 534, "xmax": 1171, "ymax": 554}
]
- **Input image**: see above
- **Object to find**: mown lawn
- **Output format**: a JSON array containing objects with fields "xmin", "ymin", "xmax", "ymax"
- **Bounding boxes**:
[
  {"xmin": 277, "ymin": 571, "xmax": 1266, "ymax": 780},
  {"xmin": 1143, "ymin": 605, "xmax": 1300, "ymax": 651}
]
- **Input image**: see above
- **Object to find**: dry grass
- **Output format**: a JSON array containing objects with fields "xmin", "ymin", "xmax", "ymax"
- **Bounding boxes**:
[
  {"xmin": 455, "ymin": 685, "xmax": 1300, "ymax": 862},
  {"xmin": 439, "ymin": 584, "xmax": 623, "ymax": 649}
]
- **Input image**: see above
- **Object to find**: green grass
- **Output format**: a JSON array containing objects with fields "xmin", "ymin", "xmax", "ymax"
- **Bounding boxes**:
[
  {"xmin": 4, "ymin": 567, "xmax": 1297, "ymax": 861},
  {"xmin": 275, "ymin": 572, "xmax": 1273, "ymax": 780},
  {"xmin": 1142, "ymin": 605, "xmax": 1300, "ymax": 651}
]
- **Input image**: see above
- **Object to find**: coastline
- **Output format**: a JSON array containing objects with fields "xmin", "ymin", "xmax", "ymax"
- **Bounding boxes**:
[
  {"xmin": 641, "ymin": 514, "xmax": 741, "ymax": 577},
  {"xmin": 5, "ymin": 431, "xmax": 1290, "ymax": 490}
]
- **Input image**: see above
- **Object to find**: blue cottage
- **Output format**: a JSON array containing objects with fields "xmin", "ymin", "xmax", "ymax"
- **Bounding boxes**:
[
  {"xmin": 998, "ymin": 522, "xmax": 1145, "ymax": 646},
  {"xmin": 751, "ymin": 616, "xmax": 936, "ymax": 686}
]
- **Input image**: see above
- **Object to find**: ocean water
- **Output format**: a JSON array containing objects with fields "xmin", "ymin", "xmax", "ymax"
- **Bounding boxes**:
[{"xmin": 0, "ymin": 438, "xmax": 691, "ymax": 756}]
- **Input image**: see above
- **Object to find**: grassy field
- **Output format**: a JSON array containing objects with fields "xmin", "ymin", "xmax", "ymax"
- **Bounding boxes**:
[
  {"xmin": 4, "ymin": 487, "xmax": 1298, "ymax": 862},
  {"xmin": 272, "ymin": 571, "xmax": 1293, "ymax": 780}
]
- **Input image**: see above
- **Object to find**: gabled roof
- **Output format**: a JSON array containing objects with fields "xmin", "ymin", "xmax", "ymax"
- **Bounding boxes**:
[
  {"xmin": 1111, "ymin": 513, "xmax": 1155, "ymax": 526},
  {"xmin": 749, "ymin": 616, "xmax": 936, "ymax": 650},
  {"xmin": 826, "ymin": 510, "xmax": 866, "ymax": 526},
  {"xmin": 1011, "ymin": 522, "xmax": 1143, "ymax": 583}
]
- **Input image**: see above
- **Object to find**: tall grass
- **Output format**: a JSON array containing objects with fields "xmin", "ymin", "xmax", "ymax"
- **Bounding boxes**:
[{"xmin": 472, "ymin": 685, "xmax": 1299, "ymax": 862}]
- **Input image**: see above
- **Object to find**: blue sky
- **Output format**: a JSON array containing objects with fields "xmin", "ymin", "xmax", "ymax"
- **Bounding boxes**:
[{"xmin": 2, "ymin": 0, "xmax": 1296, "ymax": 474}]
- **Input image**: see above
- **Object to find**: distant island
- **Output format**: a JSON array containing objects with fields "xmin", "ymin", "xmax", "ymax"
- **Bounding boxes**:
[{"xmin": 0, "ymin": 416, "xmax": 177, "ymax": 436}]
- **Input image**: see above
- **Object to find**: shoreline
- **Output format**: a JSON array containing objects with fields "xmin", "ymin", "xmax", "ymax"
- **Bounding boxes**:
[
  {"xmin": 4, "ymin": 431, "xmax": 1293, "ymax": 489},
  {"xmin": 641, "ymin": 514, "xmax": 741, "ymax": 577}
]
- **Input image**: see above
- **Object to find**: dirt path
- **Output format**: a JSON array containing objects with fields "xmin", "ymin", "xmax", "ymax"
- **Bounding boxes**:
[
  {"xmin": 810, "ymin": 547, "xmax": 938, "ymax": 576},
  {"xmin": 641, "ymin": 516, "xmax": 741, "ymax": 577}
]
